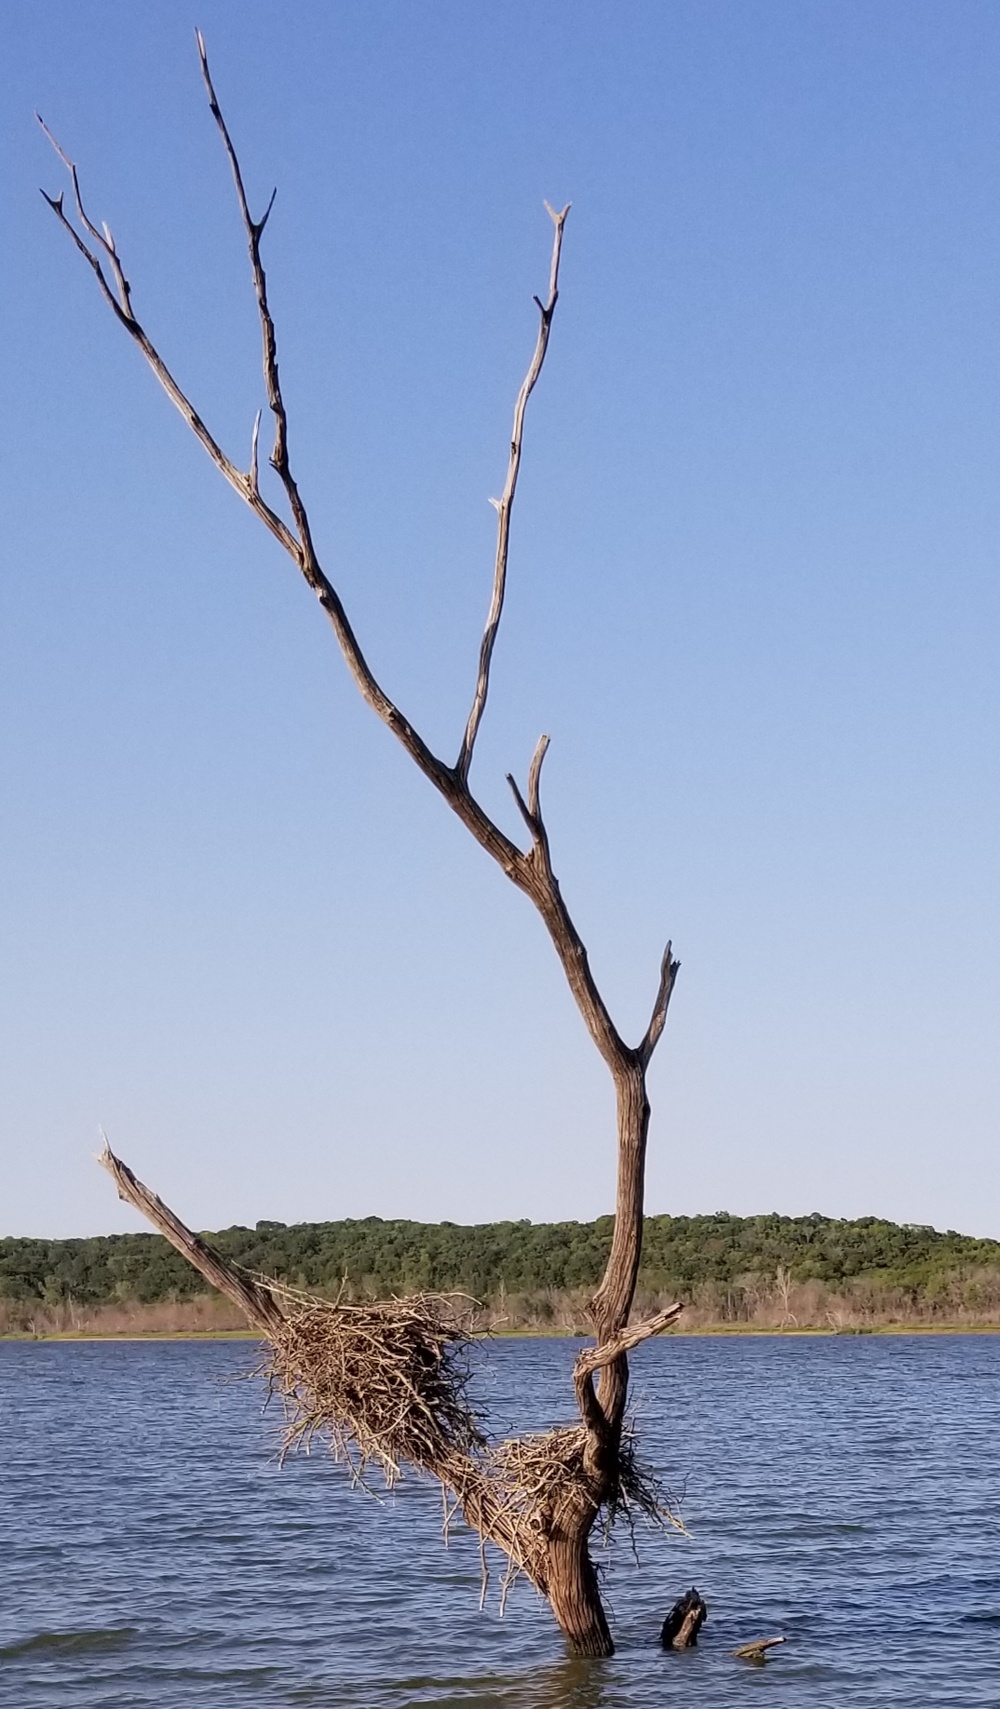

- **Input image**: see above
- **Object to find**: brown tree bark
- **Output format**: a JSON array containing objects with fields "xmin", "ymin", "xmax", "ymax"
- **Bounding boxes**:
[
  {"xmin": 545, "ymin": 1512, "xmax": 614, "ymax": 1658},
  {"xmin": 42, "ymin": 35, "xmax": 682, "ymax": 1657}
]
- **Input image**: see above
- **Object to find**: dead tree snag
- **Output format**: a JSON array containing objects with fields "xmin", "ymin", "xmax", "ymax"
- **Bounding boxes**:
[{"xmin": 42, "ymin": 34, "xmax": 682, "ymax": 1657}]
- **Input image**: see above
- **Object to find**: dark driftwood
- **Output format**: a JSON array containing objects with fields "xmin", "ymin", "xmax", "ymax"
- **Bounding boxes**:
[
  {"xmin": 733, "ymin": 1636, "xmax": 786, "ymax": 1663},
  {"xmin": 660, "ymin": 1587, "xmax": 708, "ymax": 1649},
  {"xmin": 43, "ymin": 34, "xmax": 682, "ymax": 1658}
]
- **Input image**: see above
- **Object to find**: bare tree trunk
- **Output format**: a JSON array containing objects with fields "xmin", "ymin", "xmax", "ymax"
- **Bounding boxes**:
[
  {"xmin": 545, "ymin": 1510, "xmax": 613, "ymax": 1657},
  {"xmin": 541, "ymin": 1067, "xmax": 651, "ymax": 1653}
]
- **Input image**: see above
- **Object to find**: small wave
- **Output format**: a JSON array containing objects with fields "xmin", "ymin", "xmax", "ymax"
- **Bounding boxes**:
[{"xmin": 0, "ymin": 1626, "xmax": 137, "ymax": 1659}]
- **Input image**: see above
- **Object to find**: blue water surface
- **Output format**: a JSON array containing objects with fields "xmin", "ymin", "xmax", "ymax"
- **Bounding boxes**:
[{"xmin": 1, "ymin": 1334, "xmax": 998, "ymax": 1707}]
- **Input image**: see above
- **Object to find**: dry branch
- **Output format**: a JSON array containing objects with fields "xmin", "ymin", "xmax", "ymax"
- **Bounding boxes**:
[
  {"xmin": 575, "ymin": 1301, "xmax": 683, "ymax": 1380},
  {"xmin": 639, "ymin": 942, "xmax": 680, "ymax": 1068},
  {"xmin": 37, "ymin": 44, "xmax": 664, "ymax": 1084},
  {"xmin": 457, "ymin": 206, "xmax": 569, "ymax": 784},
  {"xmin": 98, "ymin": 1139, "xmax": 284, "ymax": 1334}
]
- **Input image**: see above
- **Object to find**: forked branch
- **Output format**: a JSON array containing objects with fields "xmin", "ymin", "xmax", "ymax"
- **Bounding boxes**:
[
  {"xmin": 505, "ymin": 733, "xmax": 552, "ymax": 867},
  {"xmin": 573, "ymin": 1299, "xmax": 683, "ymax": 1445},
  {"xmin": 194, "ymin": 30, "xmax": 311, "ymax": 554},
  {"xmin": 36, "ymin": 46, "xmax": 541, "ymax": 874},
  {"xmin": 36, "ymin": 115, "xmax": 298, "ymax": 561},
  {"xmin": 36, "ymin": 113, "xmax": 135, "ymax": 319},
  {"xmin": 37, "ymin": 44, "xmax": 640, "ymax": 1077}
]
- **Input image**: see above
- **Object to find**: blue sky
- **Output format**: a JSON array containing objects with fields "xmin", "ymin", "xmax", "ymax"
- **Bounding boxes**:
[{"xmin": 2, "ymin": 1, "xmax": 998, "ymax": 1239}]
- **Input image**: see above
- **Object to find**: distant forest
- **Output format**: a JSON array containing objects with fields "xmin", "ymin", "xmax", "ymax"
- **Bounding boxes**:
[{"xmin": 3, "ymin": 1211, "xmax": 1000, "ymax": 1334}]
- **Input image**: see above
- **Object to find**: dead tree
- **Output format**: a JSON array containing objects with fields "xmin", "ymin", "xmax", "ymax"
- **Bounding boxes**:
[{"xmin": 40, "ymin": 34, "xmax": 681, "ymax": 1657}]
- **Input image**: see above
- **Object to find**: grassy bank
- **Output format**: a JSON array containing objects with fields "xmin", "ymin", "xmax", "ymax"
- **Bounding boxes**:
[{"xmin": 4, "ymin": 1283, "xmax": 1000, "ymax": 1340}]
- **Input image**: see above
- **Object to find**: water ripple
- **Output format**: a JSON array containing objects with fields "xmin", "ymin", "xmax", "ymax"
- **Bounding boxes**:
[{"xmin": 1, "ymin": 1335, "xmax": 998, "ymax": 1706}]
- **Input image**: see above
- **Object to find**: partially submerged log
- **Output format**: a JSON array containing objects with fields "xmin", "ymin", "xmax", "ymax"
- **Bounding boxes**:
[
  {"xmin": 660, "ymin": 1587, "xmax": 707, "ymax": 1649},
  {"xmin": 733, "ymin": 1636, "xmax": 786, "ymax": 1664}
]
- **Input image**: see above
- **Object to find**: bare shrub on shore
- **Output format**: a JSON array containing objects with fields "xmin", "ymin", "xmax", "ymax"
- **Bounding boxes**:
[
  {"xmin": 8, "ymin": 1261, "xmax": 1000, "ymax": 1340},
  {"xmin": 0, "ymin": 1293, "xmax": 246, "ymax": 1338}
]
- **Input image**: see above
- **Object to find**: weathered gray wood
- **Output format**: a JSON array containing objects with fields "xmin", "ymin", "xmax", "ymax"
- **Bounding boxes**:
[{"xmin": 98, "ymin": 1140, "xmax": 285, "ymax": 1336}]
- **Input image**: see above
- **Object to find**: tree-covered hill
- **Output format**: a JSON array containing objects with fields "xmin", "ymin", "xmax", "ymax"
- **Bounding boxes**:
[{"xmin": 3, "ymin": 1211, "xmax": 999, "ymax": 1319}]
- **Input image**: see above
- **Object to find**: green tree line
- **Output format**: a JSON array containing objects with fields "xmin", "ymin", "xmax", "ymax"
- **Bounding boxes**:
[{"xmin": 3, "ymin": 1211, "xmax": 998, "ymax": 1311}]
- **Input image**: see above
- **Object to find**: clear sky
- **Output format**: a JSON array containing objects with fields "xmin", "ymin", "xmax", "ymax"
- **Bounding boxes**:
[{"xmin": 2, "ymin": 1, "xmax": 998, "ymax": 1241}]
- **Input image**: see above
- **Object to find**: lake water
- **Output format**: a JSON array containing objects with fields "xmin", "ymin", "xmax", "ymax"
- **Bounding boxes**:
[{"xmin": 1, "ymin": 1335, "xmax": 998, "ymax": 1707}]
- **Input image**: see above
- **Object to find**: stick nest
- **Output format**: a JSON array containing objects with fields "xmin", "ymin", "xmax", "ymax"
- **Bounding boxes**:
[
  {"xmin": 261, "ymin": 1286, "xmax": 677, "ymax": 1596},
  {"xmin": 266, "ymin": 1292, "xmax": 485, "ymax": 1486}
]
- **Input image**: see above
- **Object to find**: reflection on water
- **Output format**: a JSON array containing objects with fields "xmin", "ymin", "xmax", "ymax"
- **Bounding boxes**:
[{"xmin": 1, "ymin": 1335, "xmax": 999, "ymax": 1706}]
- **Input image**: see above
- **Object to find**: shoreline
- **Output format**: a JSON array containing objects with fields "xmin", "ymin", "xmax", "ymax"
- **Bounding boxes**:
[{"xmin": 5, "ymin": 1322, "xmax": 1000, "ymax": 1343}]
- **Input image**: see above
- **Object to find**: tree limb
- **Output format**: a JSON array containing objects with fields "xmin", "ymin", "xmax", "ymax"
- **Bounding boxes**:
[
  {"xmin": 574, "ymin": 1300, "xmax": 682, "ymax": 1450},
  {"xmin": 38, "ymin": 58, "xmax": 637, "ymax": 1079},
  {"xmin": 575, "ymin": 1300, "xmax": 683, "ymax": 1382},
  {"xmin": 195, "ymin": 30, "xmax": 313, "ymax": 557},
  {"xmin": 527, "ymin": 731, "xmax": 550, "ymax": 823},
  {"xmin": 36, "ymin": 119, "xmax": 298, "ymax": 560},
  {"xmin": 98, "ymin": 1137, "xmax": 285, "ymax": 1334},
  {"xmin": 733, "ymin": 1637, "xmax": 786, "ymax": 1662},
  {"xmin": 37, "ymin": 98, "xmax": 517, "ymax": 861},
  {"xmin": 505, "ymin": 733, "xmax": 551, "ymax": 861},
  {"xmin": 638, "ymin": 941, "xmax": 680, "ymax": 1067},
  {"xmin": 36, "ymin": 113, "xmax": 134, "ymax": 317},
  {"xmin": 457, "ymin": 206, "xmax": 569, "ymax": 783}
]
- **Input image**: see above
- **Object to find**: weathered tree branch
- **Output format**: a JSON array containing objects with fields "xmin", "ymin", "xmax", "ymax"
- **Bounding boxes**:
[
  {"xmin": 36, "ymin": 113, "xmax": 135, "ymax": 317},
  {"xmin": 576, "ymin": 1300, "xmax": 682, "ymax": 1380},
  {"xmin": 734, "ymin": 1637, "xmax": 787, "ymax": 1663},
  {"xmin": 505, "ymin": 733, "xmax": 551, "ymax": 861},
  {"xmin": 195, "ymin": 30, "xmax": 311, "ymax": 557},
  {"xmin": 639, "ymin": 941, "xmax": 680, "ymax": 1068},
  {"xmin": 36, "ymin": 111, "xmax": 468, "ymax": 821},
  {"xmin": 98, "ymin": 1137, "xmax": 285, "ymax": 1334},
  {"xmin": 457, "ymin": 204, "xmax": 569, "ymax": 783},
  {"xmin": 38, "ymin": 50, "xmax": 652, "ymax": 1085},
  {"xmin": 573, "ymin": 1300, "xmax": 682, "ymax": 1448},
  {"xmin": 36, "ymin": 121, "xmax": 298, "ymax": 560}
]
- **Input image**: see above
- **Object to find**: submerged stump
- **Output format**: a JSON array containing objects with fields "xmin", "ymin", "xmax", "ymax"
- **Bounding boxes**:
[{"xmin": 660, "ymin": 1587, "xmax": 708, "ymax": 1649}]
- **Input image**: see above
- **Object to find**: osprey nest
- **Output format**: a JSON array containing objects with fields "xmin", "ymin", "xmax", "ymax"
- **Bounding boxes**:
[{"xmin": 262, "ymin": 1284, "xmax": 671, "ymax": 1597}]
